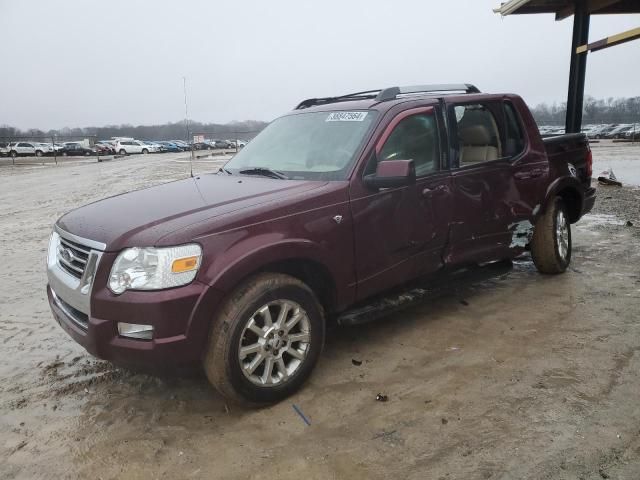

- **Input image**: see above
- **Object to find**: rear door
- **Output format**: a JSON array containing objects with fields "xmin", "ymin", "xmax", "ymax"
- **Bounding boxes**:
[
  {"xmin": 443, "ymin": 97, "xmax": 546, "ymax": 265},
  {"xmin": 350, "ymin": 105, "xmax": 453, "ymax": 301}
]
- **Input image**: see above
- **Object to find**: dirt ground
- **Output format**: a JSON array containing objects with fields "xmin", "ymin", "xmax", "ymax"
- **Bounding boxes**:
[{"xmin": 1, "ymin": 144, "xmax": 640, "ymax": 480}]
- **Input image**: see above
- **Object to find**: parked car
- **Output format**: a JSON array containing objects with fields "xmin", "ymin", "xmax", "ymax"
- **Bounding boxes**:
[
  {"xmin": 191, "ymin": 141, "xmax": 211, "ymax": 151},
  {"xmin": 93, "ymin": 144, "xmax": 113, "ymax": 155},
  {"xmin": 622, "ymin": 124, "xmax": 640, "ymax": 140},
  {"xmin": 46, "ymin": 83, "xmax": 595, "ymax": 406},
  {"xmin": 114, "ymin": 140, "xmax": 156, "ymax": 155},
  {"xmin": 96, "ymin": 141, "xmax": 116, "ymax": 154},
  {"xmin": 59, "ymin": 143, "xmax": 95, "ymax": 156},
  {"xmin": 605, "ymin": 124, "xmax": 633, "ymax": 139},
  {"xmin": 212, "ymin": 139, "xmax": 232, "ymax": 149},
  {"xmin": 171, "ymin": 140, "xmax": 191, "ymax": 151},
  {"xmin": 157, "ymin": 141, "xmax": 183, "ymax": 152},
  {"xmin": 0, "ymin": 142, "xmax": 10, "ymax": 156},
  {"xmin": 7, "ymin": 141, "xmax": 47, "ymax": 157}
]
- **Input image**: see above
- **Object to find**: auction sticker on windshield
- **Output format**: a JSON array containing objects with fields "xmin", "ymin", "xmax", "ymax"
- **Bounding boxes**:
[{"xmin": 326, "ymin": 112, "xmax": 368, "ymax": 122}]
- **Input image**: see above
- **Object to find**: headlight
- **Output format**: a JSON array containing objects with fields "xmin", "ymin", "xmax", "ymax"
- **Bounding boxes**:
[{"xmin": 108, "ymin": 244, "xmax": 202, "ymax": 294}]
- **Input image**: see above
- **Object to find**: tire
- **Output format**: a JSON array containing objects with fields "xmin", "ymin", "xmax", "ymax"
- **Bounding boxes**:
[
  {"xmin": 62, "ymin": 152, "xmax": 68, "ymax": 157},
  {"xmin": 203, "ymin": 273, "xmax": 325, "ymax": 406},
  {"xmin": 142, "ymin": 148, "xmax": 149, "ymax": 155},
  {"xmin": 35, "ymin": 150, "xmax": 43, "ymax": 157},
  {"xmin": 530, "ymin": 196, "xmax": 572, "ymax": 274},
  {"xmin": 10, "ymin": 150, "xmax": 17, "ymax": 158},
  {"xmin": 119, "ymin": 149, "xmax": 126, "ymax": 155}
]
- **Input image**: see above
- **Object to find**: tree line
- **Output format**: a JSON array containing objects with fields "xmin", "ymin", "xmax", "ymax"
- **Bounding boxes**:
[
  {"xmin": 0, "ymin": 119, "xmax": 269, "ymax": 142},
  {"xmin": 2, "ymin": 96, "xmax": 639, "ymax": 140},
  {"xmin": 530, "ymin": 96, "xmax": 640, "ymax": 126}
]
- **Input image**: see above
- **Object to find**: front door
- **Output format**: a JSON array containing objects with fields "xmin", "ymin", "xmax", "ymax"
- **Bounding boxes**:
[{"xmin": 350, "ymin": 106, "xmax": 452, "ymax": 301}]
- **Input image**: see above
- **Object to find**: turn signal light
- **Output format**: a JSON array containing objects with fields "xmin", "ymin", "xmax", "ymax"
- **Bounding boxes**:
[{"xmin": 171, "ymin": 256, "xmax": 199, "ymax": 273}]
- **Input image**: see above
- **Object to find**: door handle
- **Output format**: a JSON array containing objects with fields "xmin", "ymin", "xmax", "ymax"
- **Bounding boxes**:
[{"xmin": 422, "ymin": 185, "xmax": 446, "ymax": 198}]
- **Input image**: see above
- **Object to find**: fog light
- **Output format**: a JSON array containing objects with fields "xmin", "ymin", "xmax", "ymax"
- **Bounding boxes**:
[{"xmin": 118, "ymin": 322, "xmax": 153, "ymax": 340}]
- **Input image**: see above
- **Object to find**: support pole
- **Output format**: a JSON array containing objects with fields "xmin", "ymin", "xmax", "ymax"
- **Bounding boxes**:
[{"xmin": 565, "ymin": 0, "xmax": 590, "ymax": 133}]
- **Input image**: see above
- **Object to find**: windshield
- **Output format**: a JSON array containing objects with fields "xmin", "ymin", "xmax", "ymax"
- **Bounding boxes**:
[{"xmin": 224, "ymin": 110, "xmax": 377, "ymax": 180}]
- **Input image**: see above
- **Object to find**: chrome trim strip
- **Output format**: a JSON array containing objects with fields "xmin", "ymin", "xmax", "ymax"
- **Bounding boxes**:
[
  {"xmin": 51, "ymin": 288, "xmax": 88, "ymax": 331},
  {"xmin": 59, "ymin": 237, "xmax": 91, "ymax": 257},
  {"xmin": 58, "ymin": 255, "xmax": 84, "ymax": 274},
  {"xmin": 55, "ymin": 224, "xmax": 106, "ymax": 252}
]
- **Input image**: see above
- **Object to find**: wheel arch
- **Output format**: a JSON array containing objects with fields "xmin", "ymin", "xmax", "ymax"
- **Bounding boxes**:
[
  {"xmin": 202, "ymin": 240, "xmax": 341, "ymax": 316},
  {"xmin": 542, "ymin": 177, "xmax": 583, "ymax": 223}
]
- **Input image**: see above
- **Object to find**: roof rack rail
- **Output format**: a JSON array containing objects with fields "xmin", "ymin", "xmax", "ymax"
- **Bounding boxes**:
[
  {"xmin": 294, "ymin": 84, "xmax": 480, "ymax": 110},
  {"xmin": 376, "ymin": 84, "xmax": 480, "ymax": 101},
  {"xmin": 295, "ymin": 90, "xmax": 381, "ymax": 110}
]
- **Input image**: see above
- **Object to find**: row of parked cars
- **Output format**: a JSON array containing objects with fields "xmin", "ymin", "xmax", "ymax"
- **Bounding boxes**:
[
  {"xmin": 0, "ymin": 137, "xmax": 248, "ymax": 158},
  {"xmin": 538, "ymin": 123, "xmax": 640, "ymax": 140}
]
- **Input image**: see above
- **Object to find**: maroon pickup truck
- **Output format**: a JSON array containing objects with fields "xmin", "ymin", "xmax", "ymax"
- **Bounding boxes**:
[{"xmin": 47, "ymin": 84, "xmax": 595, "ymax": 405}]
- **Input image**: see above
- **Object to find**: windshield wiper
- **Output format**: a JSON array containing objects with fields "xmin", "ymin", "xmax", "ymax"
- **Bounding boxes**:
[
  {"xmin": 218, "ymin": 167, "xmax": 233, "ymax": 175},
  {"xmin": 239, "ymin": 167, "xmax": 288, "ymax": 180}
]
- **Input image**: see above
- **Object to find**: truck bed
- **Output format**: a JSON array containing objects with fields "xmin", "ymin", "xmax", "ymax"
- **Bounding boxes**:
[{"xmin": 543, "ymin": 133, "xmax": 591, "ymax": 186}]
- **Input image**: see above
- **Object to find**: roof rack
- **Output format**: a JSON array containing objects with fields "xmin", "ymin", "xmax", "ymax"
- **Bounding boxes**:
[
  {"xmin": 294, "ymin": 84, "xmax": 480, "ymax": 109},
  {"xmin": 295, "ymin": 90, "xmax": 382, "ymax": 110},
  {"xmin": 376, "ymin": 84, "xmax": 480, "ymax": 101}
]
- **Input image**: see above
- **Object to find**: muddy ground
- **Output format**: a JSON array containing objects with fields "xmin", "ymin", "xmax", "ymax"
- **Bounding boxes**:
[{"xmin": 1, "ymin": 144, "xmax": 640, "ymax": 479}]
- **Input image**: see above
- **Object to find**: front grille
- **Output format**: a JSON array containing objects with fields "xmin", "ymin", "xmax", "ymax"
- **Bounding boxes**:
[{"xmin": 57, "ymin": 236, "xmax": 91, "ymax": 279}]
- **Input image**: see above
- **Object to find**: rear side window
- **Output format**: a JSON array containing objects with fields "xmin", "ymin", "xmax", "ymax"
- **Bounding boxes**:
[
  {"xmin": 377, "ymin": 113, "xmax": 439, "ymax": 177},
  {"xmin": 452, "ymin": 104, "xmax": 502, "ymax": 167},
  {"xmin": 504, "ymin": 102, "xmax": 525, "ymax": 158}
]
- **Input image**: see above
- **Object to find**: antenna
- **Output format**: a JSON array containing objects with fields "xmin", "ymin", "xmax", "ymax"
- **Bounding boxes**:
[{"xmin": 183, "ymin": 76, "xmax": 194, "ymax": 178}]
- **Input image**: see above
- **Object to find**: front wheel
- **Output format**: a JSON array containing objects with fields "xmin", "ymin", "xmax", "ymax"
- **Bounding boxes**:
[
  {"xmin": 35, "ymin": 150, "xmax": 43, "ymax": 157},
  {"xmin": 530, "ymin": 196, "xmax": 572, "ymax": 274},
  {"xmin": 119, "ymin": 149, "xmax": 126, "ymax": 155},
  {"xmin": 142, "ymin": 148, "xmax": 149, "ymax": 155},
  {"xmin": 203, "ymin": 273, "xmax": 325, "ymax": 406}
]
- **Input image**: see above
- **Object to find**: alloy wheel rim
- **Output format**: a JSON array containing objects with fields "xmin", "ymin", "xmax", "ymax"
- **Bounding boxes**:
[
  {"xmin": 238, "ymin": 300, "xmax": 311, "ymax": 387},
  {"xmin": 556, "ymin": 209, "xmax": 569, "ymax": 261}
]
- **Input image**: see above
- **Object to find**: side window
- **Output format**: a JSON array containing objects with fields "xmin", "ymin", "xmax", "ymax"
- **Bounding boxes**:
[
  {"xmin": 504, "ymin": 102, "xmax": 525, "ymax": 158},
  {"xmin": 18, "ymin": 143, "xmax": 29, "ymax": 147},
  {"xmin": 453, "ymin": 104, "xmax": 502, "ymax": 167},
  {"xmin": 377, "ymin": 113, "xmax": 439, "ymax": 177}
]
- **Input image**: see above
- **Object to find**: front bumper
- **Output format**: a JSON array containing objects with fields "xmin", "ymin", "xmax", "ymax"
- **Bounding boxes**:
[
  {"xmin": 47, "ymin": 281, "xmax": 221, "ymax": 368},
  {"xmin": 46, "ymin": 226, "xmax": 223, "ymax": 369}
]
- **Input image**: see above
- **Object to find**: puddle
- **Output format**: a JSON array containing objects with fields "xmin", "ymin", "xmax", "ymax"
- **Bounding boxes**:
[{"xmin": 577, "ymin": 213, "xmax": 626, "ymax": 228}]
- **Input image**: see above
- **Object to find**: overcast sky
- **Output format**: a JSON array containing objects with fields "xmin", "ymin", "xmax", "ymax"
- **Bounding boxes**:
[{"xmin": 0, "ymin": 0, "xmax": 638, "ymax": 130}]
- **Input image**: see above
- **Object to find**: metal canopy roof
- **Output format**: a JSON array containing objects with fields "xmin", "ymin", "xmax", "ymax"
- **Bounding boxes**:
[{"xmin": 495, "ymin": 0, "xmax": 640, "ymax": 19}]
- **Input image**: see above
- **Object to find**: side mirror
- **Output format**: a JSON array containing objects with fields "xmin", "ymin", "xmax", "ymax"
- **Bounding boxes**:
[{"xmin": 364, "ymin": 159, "xmax": 416, "ymax": 190}]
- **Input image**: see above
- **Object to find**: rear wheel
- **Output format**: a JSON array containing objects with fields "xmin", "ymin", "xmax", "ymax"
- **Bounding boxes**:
[
  {"xmin": 119, "ymin": 149, "xmax": 126, "ymax": 155},
  {"xmin": 10, "ymin": 150, "xmax": 17, "ymax": 158},
  {"xmin": 531, "ymin": 196, "xmax": 571, "ymax": 274},
  {"xmin": 203, "ymin": 273, "xmax": 324, "ymax": 406},
  {"xmin": 35, "ymin": 150, "xmax": 43, "ymax": 157}
]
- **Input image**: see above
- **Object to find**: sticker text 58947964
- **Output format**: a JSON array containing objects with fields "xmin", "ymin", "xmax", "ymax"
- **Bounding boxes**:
[{"xmin": 325, "ymin": 112, "xmax": 368, "ymax": 122}]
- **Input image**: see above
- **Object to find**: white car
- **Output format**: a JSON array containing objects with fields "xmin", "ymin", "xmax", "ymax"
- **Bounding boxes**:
[
  {"xmin": 114, "ymin": 140, "xmax": 158, "ymax": 155},
  {"xmin": 7, "ymin": 142, "xmax": 47, "ymax": 158}
]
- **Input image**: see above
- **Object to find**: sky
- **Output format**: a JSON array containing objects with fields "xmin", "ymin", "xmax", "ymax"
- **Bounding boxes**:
[{"xmin": 0, "ymin": 0, "xmax": 638, "ymax": 130}]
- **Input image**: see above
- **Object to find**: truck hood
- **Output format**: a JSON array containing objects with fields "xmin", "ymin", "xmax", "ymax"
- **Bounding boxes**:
[{"xmin": 57, "ymin": 174, "xmax": 326, "ymax": 251}]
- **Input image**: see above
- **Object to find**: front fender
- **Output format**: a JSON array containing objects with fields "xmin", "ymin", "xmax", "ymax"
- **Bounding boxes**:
[{"xmin": 197, "ymin": 231, "xmax": 355, "ymax": 309}]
